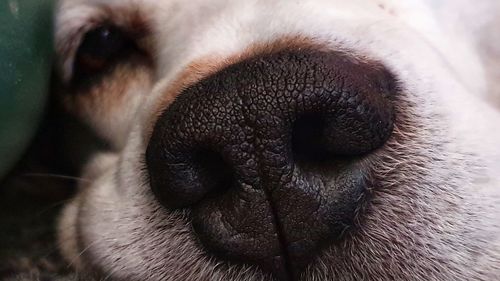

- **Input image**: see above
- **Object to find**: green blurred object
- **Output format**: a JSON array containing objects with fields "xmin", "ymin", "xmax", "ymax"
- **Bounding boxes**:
[{"xmin": 0, "ymin": 0, "xmax": 54, "ymax": 179}]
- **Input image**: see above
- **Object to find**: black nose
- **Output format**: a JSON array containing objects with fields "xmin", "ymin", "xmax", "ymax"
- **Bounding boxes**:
[{"xmin": 146, "ymin": 49, "xmax": 396, "ymax": 279}]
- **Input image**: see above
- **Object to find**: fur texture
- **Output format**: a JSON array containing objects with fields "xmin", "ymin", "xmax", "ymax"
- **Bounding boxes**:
[{"xmin": 53, "ymin": 0, "xmax": 500, "ymax": 280}]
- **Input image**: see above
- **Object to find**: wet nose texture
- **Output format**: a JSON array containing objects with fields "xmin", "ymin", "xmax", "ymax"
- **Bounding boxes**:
[{"xmin": 146, "ymin": 49, "xmax": 396, "ymax": 280}]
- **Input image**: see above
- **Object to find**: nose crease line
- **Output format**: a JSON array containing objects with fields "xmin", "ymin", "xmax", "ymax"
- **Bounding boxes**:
[
  {"xmin": 234, "ymin": 61, "xmax": 308, "ymax": 280},
  {"xmin": 235, "ymin": 71, "xmax": 295, "ymax": 281}
]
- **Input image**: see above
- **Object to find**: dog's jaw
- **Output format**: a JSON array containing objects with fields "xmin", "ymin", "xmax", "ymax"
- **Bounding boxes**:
[{"xmin": 54, "ymin": 0, "xmax": 500, "ymax": 280}]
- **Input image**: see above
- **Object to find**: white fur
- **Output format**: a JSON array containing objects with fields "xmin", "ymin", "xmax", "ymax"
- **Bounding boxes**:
[{"xmin": 55, "ymin": 0, "xmax": 500, "ymax": 280}]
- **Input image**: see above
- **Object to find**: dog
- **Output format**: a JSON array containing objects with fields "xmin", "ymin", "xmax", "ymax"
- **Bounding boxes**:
[{"xmin": 53, "ymin": 0, "xmax": 500, "ymax": 280}]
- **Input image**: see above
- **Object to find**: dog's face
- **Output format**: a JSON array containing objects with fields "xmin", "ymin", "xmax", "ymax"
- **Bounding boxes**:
[{"xmin": 54, "ymin": 0, "xmax": 500, "ymax": 280}]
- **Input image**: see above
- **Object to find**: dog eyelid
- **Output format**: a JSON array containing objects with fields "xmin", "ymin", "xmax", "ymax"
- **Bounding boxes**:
[{"xmin": 69, "ymin": 24, "xmax": 138, "ymax": 87}]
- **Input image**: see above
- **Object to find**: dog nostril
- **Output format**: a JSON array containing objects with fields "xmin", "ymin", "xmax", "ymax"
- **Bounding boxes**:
[
  {"xmin": 147, "ymin": 146, "xmax": 235, "ymax": 209},
  {"xmin": 192, "ymin": 149, "xmax": 235, "ymax": 200},
  {"xmin": 291, "ymin": 113, "xmax": 330, "ymax": 162}
]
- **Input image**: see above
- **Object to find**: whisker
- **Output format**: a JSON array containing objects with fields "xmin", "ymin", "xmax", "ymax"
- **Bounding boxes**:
[
  {"xmin": 66, "ymin": 238, "xmax": 105, "ymax": 269},
  {"xmin": 22, "ymin": 173, "xmax": 92, "ymax": 183}
]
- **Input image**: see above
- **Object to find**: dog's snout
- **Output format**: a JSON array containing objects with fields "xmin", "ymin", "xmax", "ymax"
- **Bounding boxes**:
[{"xmin": 146, "ymin": 49, "xmax": 396, "ymax": 278}]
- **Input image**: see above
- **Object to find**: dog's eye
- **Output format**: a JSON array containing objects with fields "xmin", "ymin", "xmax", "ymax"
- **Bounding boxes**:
[{"xmin": 73, "ymin": 25, "xmax": 134, "ymax": 83}]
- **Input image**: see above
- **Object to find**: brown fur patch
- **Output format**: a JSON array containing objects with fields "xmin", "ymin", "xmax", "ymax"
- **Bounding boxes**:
[{"xmin": 62, "ymin": 58, "xmax": 152, "ymax": 118}]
